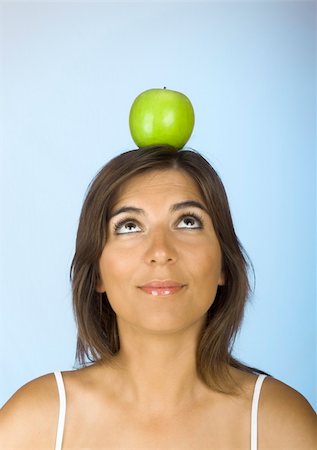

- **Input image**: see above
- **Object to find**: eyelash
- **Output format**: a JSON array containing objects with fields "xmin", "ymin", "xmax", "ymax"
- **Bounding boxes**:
[{"xmin": 112, "ymin": 212, "xmax": 204, "ymax": 234}]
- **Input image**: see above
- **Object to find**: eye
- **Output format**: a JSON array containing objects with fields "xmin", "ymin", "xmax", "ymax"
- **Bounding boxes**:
[
  {"xmin": 177, "ymin": 213, "xmax": 203, "ymax": 229},
  {"xmin": 113, "ymin": 218, "xmax": 142, "ymax": 234}
]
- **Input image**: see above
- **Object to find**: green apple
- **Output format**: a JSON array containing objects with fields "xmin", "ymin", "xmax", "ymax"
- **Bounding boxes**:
[{"xmin": 129, "ymin": 87, "xmax": 195, "ymax": 149}]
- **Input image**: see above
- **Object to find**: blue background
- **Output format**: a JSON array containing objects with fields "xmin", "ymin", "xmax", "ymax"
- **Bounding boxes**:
[{"xmin": 0, "ymin": 1, "xmax": 316, "ymax": 410}]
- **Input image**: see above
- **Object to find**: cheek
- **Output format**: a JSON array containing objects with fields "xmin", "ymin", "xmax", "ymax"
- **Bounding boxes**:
[
  {"xmin": 193, "ymin": 242, "xmax": 222, "ymax": 273},
  {"xmin": 192, "ymin": 250, "xmax": 223, "ymax": 307},
  {"xmin": 99, "ymin": 246, "xmax": 135, "ymax": 292},
  {"xmin": 98, "ymin": 249, "xmax": 139, "ymax": 319}
]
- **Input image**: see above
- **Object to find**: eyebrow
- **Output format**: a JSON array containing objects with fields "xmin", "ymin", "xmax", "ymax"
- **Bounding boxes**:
[{"xmin": 109, "ymin": 200, "xmax": 209, "ymax": 219}]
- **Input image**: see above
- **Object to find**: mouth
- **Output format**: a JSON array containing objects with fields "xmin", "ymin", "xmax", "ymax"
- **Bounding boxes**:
[{"xmin": 138, "ymin": 280, "xmax": 186, "ymax": 297}]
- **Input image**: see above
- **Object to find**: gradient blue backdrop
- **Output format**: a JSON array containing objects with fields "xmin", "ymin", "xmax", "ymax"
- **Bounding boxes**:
[{"xmin": 0, "ymin": 1, "xmax": 316, "ymax": 410}]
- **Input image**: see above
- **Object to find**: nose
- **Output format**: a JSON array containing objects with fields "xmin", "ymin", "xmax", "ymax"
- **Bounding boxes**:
[{"xmin": 144, "ymin": 227, "xmax": 178, "ymax": 265}]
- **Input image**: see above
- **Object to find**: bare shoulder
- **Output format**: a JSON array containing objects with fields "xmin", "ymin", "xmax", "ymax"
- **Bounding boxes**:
[
  {"xmin": 260, "ymin": 376, "xmax": 316, "ymax": 449},
  {"xmin": 0, "ymin": 372, "xmax": 59, "ymax": 449}
]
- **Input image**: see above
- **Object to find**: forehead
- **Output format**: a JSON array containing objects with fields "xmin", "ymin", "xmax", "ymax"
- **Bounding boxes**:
[{"xmin": 114, "ymin": 169, "xmax": 204, "ymax": 205}]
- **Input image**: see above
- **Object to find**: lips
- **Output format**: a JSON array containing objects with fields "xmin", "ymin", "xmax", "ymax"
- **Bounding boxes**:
[{"xmin": 139, "ymin": 280, "xmax": 185, "ymax": 296}]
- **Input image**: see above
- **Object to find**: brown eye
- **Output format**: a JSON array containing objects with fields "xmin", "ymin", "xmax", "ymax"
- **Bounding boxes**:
[
  {"xmin": 177, "ymin": 213, "xmax": 203, "ymax": 229},
  {"xmin": 113, "ymin": 219, "xmax": 142, "ymax": 234}
]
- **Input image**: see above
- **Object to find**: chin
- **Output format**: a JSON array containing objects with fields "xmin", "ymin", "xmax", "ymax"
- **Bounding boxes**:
[{"xmin": 120, "ymin": 314, "xmax": 205, "ymax": 336}]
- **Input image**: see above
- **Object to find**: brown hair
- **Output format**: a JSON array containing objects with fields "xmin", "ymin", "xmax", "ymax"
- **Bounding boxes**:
[{"xmin": 70, "ymin": 145, "xmax": 270, "ymax": 394}]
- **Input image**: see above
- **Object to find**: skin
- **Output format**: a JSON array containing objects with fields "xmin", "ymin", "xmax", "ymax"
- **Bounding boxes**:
[
  {"xmin": 95, "ymin": 168, "xmax": 225, "ymax": 414},
  {"xmin": 0, "ymin": 169, "xmax": 316, "ymax": 449}
]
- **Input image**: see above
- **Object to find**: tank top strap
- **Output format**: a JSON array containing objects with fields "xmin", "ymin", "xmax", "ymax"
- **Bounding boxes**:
[
  {"xmin": 251, "ymin": 374, "xmax": 267, "ymax": 450},
  {"xmin": 54, "ymin": 371, "xmax": 66, "ymax": 450}
]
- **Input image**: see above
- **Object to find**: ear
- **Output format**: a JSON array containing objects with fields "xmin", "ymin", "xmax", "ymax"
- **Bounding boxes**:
[
  {"xmin": 218, "ymin": 271, "xmax": 225, "ymax": 286},
  {"xmin": 95, "ymin": 276, "xmax": 105, "ymax": 293}
]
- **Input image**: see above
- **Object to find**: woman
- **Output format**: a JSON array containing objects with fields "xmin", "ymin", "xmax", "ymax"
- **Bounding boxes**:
[{"xmin": 0, "ymin": 145, "xmax": 316, "ymax": 449}]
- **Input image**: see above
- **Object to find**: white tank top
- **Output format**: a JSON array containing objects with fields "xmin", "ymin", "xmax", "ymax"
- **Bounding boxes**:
[{"xmin": 54, "ymin": 370, "xmax": 267, "ymax": 450}]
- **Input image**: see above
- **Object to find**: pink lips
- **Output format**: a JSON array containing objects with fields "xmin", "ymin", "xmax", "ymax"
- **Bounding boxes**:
[{"xmin": 139, "ymin": 280, "xmax": 185, "ymax": 297}]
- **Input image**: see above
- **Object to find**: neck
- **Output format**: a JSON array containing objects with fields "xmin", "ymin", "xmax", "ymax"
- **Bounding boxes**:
[{"xmin": 106, "ymin": 319, "xmax": 210, "ymax": 415}]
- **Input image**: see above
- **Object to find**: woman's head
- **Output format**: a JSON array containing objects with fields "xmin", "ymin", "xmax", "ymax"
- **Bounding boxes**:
[
  {"xmin": 95, "ymin": 167, "xmax": 225, "ymax": 338},
  {"xmin": 70, "ymin": 145, "xmax": 255, "ymax": 393}
]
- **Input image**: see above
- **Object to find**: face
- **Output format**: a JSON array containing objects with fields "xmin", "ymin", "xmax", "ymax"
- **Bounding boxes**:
[{"xmin": 97, "ymin": 169, "xmax": 225, "ymax": 334}]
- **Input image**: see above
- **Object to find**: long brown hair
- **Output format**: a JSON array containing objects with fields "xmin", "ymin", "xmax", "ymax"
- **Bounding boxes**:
[{"xmin": 70, "ymin": 145, "xmax": 270, "ymax": 394}]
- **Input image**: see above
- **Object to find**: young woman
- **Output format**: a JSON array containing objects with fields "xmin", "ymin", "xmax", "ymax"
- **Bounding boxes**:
[{"xmin": 1, "ymin": 146, "xmax": 316, "ymax": 449}]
